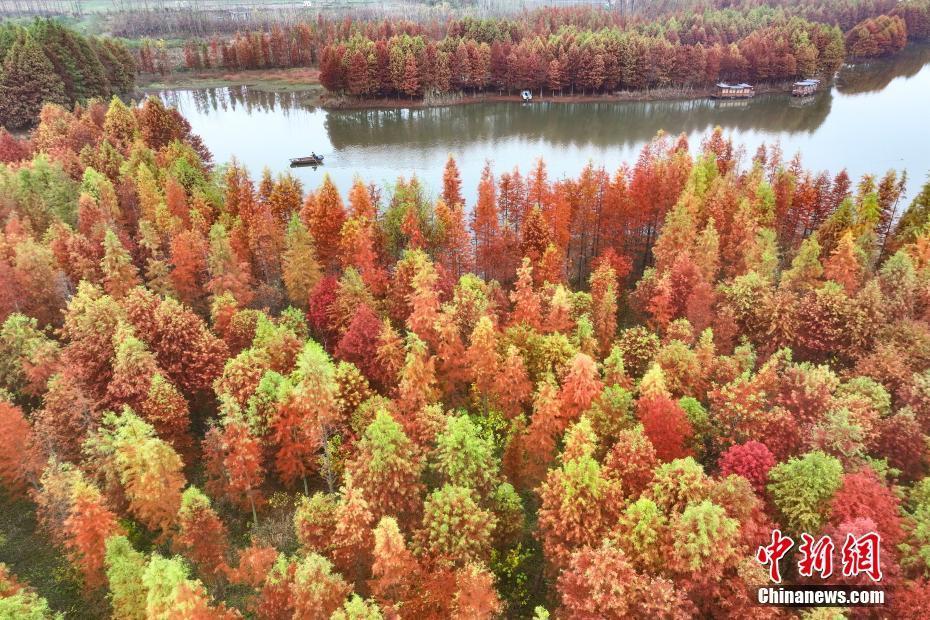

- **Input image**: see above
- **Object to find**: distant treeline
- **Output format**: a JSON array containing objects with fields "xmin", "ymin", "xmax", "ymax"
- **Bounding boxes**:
[
  {"xmin": 79, "ymin": 0, "xmax": 930, "ymax": 39},
  {"xmin": 168, "ymin": 1, "xmax": 930, "ymax": 99},
  {"xmin": 0, "ymin": 21, "xmax": 136, "ymax": 130}
]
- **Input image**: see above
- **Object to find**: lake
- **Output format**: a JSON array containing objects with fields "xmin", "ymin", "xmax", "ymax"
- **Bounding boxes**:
[{"xmin": 153, "ymin": 44, "xmax": 930, "ymax": 206}]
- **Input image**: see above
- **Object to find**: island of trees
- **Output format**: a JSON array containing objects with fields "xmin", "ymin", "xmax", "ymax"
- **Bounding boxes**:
[{"xmin": 0, "ymin": 95, "xmax": 929, "ymax": 617}]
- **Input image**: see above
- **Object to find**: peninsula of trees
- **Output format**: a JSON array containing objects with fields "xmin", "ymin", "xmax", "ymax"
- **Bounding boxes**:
[{"xmin": 166, "ymin": 1, "xmax": 930, "ymax": 101}]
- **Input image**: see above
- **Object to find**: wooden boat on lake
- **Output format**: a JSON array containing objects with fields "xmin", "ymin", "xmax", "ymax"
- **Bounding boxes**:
[
  {"xmin": 792, "ymin": 79, "xmax": 821, "ymax": 96},
  {"xmin": 290, "ymin": 154, "xmax": 324, "ymax": 167},
  {"xmin": 713, "ymin": 82, "xmax": 754, "ymax": 99}
]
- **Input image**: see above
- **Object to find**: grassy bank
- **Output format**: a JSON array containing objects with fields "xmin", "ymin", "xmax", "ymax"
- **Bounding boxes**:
[{"xmin": 137, "ymin": 67, "xmax": 324, "ymax": 94}]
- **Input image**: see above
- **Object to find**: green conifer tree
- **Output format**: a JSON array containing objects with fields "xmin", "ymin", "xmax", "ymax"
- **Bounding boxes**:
[{"xmin": 0, "ymin": 33, "xmax": 66, "ymax": 129}]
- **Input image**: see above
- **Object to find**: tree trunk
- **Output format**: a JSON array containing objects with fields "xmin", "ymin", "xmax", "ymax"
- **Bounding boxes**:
[{"xmin": 321, "ymin": 430, "xmax": 335, "ymax": 494}]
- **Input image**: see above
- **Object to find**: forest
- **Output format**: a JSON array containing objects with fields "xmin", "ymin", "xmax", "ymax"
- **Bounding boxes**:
[
  {"xmin": 166, "ymin": 1, "xmax": 930, "ymax": 99},
  {"xmin": 0, "ymin": 94, "xmax": 930, "ymax": 617},
  {"xmin": 0, "ymin": 21, "xmax": 136, "ymax": 130}
]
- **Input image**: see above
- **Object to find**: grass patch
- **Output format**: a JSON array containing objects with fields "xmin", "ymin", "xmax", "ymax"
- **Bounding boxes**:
[
  {"xmin": 138, "ymin": 67, "xmax": 323, "ymax": 94},
  {"xmin": 0, "ymin": 492, "xmax": 102, "ymax": 619}
]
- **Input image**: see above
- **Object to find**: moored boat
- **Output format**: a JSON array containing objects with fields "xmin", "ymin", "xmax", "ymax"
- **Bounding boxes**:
[
  {"xmin": 792, "ymin": 79, "xmax": 821, "ymax": 96},
  {"xmin": 713, "ymin": 83, "xmax": 754, "ymax": 99}
]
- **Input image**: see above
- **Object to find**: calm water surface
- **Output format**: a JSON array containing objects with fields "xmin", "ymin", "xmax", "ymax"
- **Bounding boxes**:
[{"xmin": 154, "ymin": 44, "xmax": 930, "ymax": 205}]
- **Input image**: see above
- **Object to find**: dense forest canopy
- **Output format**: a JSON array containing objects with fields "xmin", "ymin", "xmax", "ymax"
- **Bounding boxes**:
[
  {"xmin": 1, "ymin": 95, "xmax": 930, "ymax": 616},
  {"xmin": 0, "ymin": 20, "xmax": 136, "ymax": 130}
]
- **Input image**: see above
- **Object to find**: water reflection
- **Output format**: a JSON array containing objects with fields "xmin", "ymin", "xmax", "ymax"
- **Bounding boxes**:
[
  {"xmin": 837, "ymin": 44, "xmax": 930, "ymax": 95},
  {"xmin": 151, "ymin": 44, "xmax": 930, "ymax": 204},
  {"xmin": 322, "ymin": 94, "xmax": 833, "ymax": 151},
  {"xmin": 159, "ymin": 86, "xmax": 315, "ymax": 117}
]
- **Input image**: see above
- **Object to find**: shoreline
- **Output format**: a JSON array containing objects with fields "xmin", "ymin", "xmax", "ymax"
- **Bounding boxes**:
[
  {"xmin": 318, "ymin": 82, "xmax": 796, "ymax": 110},
  {"xmin": 136, "ymin": 67, "xmax": 801, "ymax": 109}
]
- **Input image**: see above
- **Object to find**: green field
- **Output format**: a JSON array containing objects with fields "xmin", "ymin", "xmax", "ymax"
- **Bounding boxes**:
[{"xmin": 71, "ymin": 0, "xmax": 382, "ymax": 13}]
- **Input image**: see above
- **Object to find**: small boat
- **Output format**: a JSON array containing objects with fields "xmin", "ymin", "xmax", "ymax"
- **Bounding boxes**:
[
  {"xmin": 792, "ymin": 79, "xmax": 821, "ymax": 97},
  {"xmin": 713, "ymin": 82, "xmax": 754, "ymax": 99},
  {"xmin": 521, "ymin": 90, "xmax": 533, "ymax": 102},
  {"xmin": 290, "ymin": 154, "xmax": 324, "ymax": 167}
]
